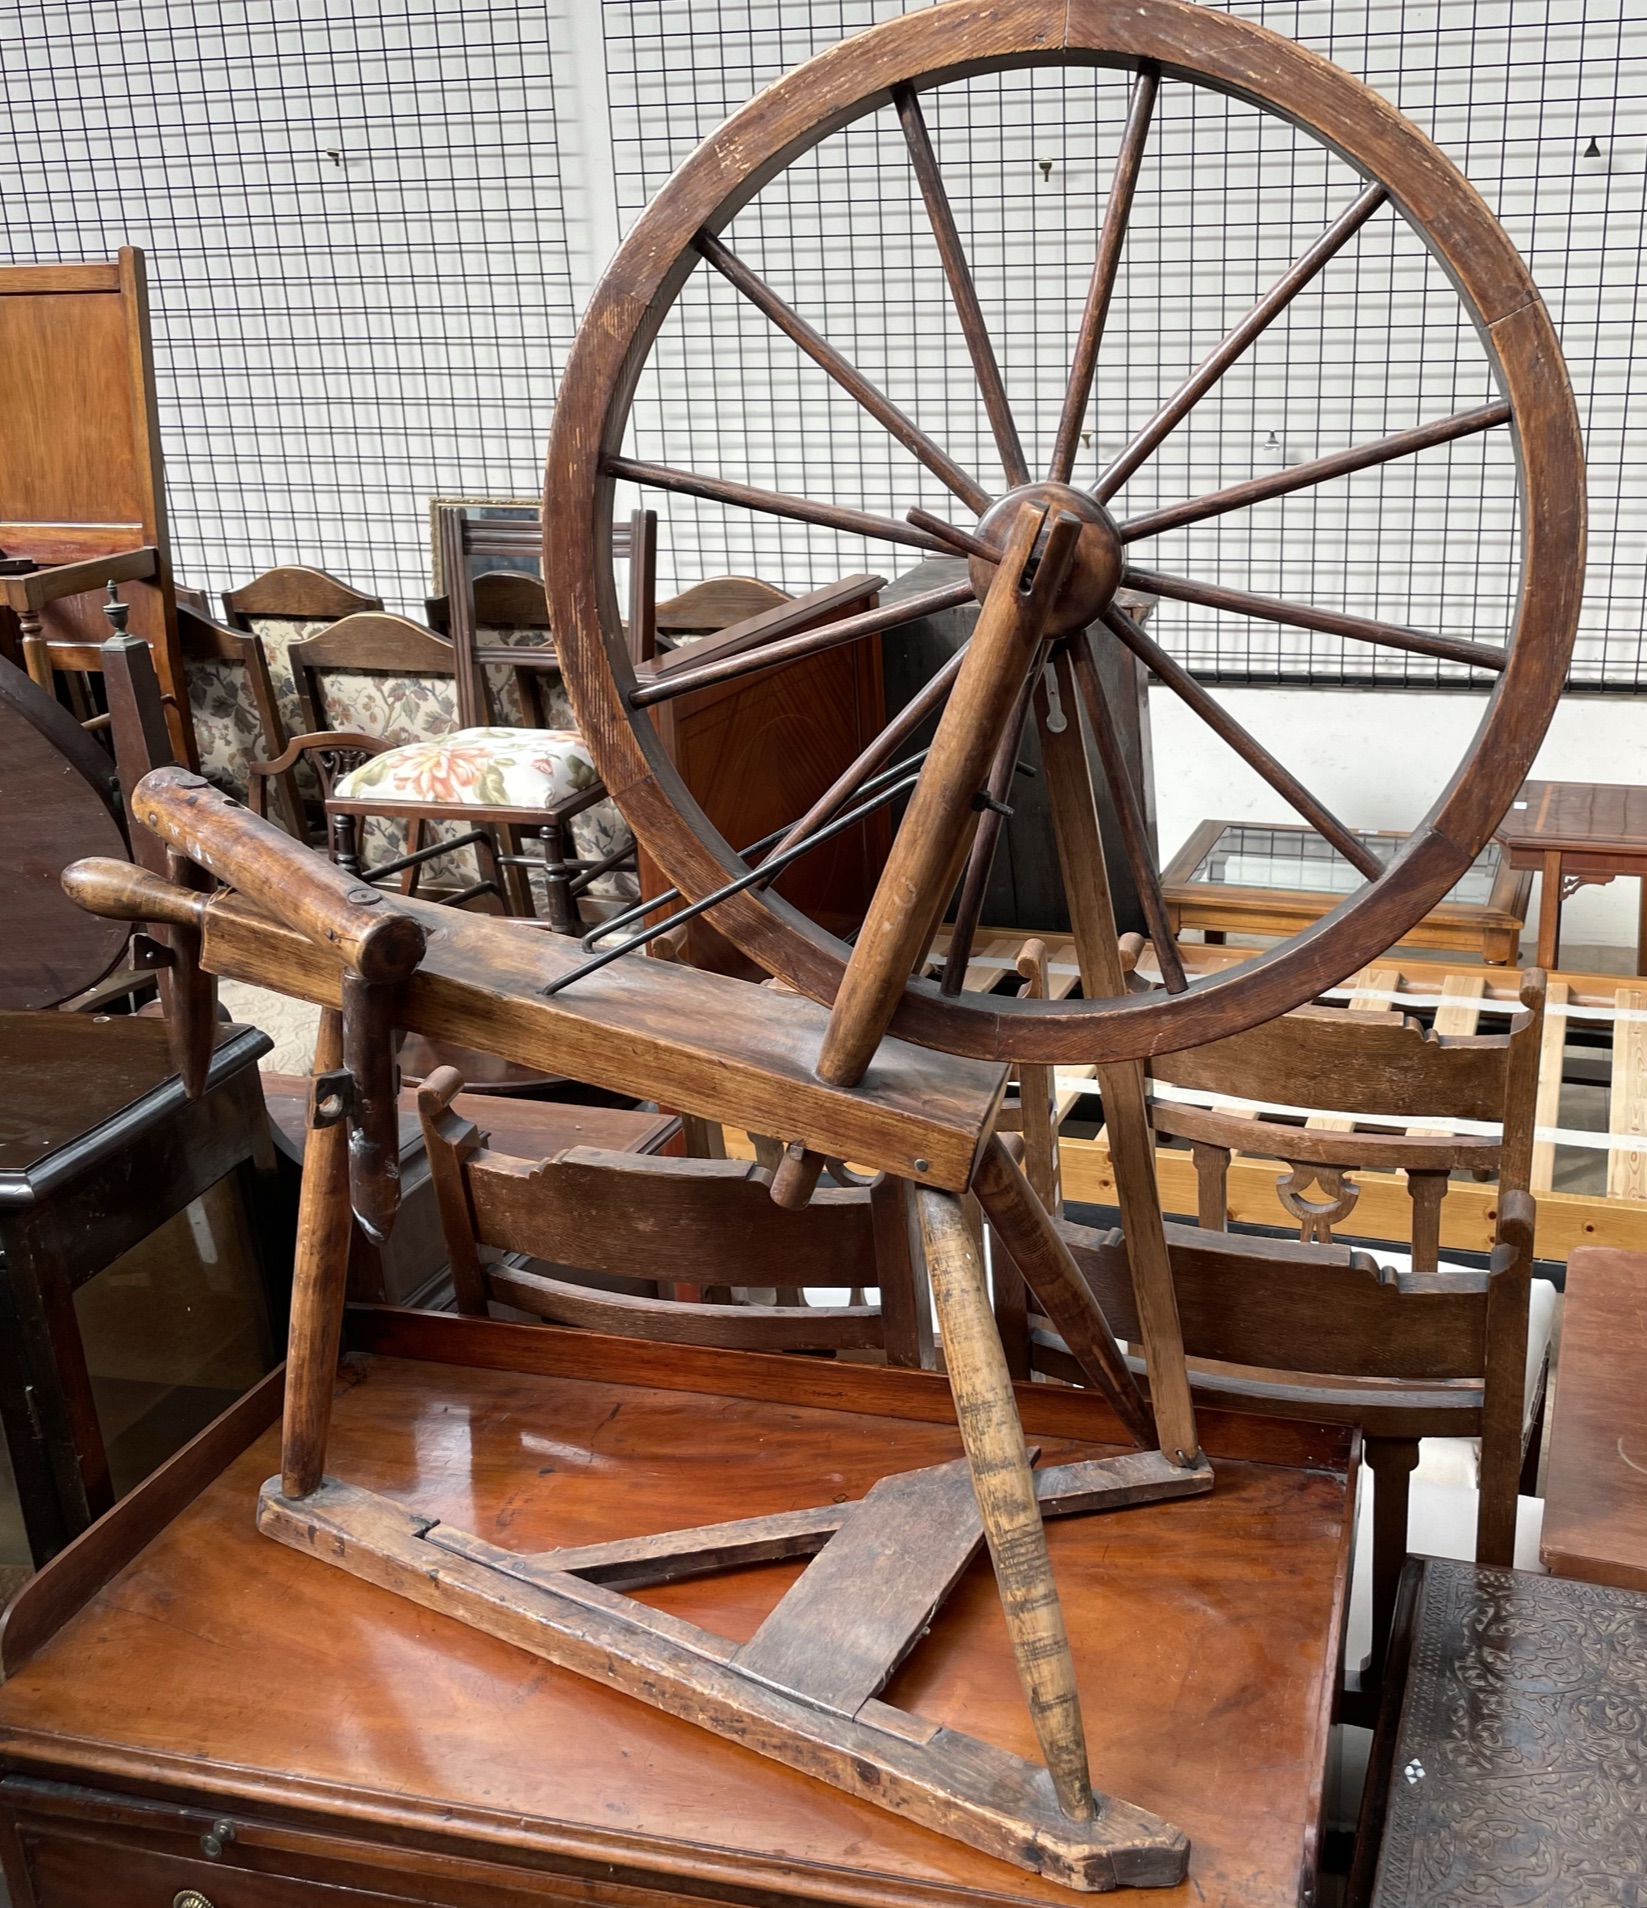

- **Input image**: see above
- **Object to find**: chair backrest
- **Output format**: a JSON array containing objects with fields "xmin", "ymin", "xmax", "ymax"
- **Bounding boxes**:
[
  {"xmin": 220, "ymin": 564, "xmax": 382, "ymax": 629},
  {"xmin": 425, "ymin": 570, "xmax": 551, "ymax": 636},
  {"xmin": 176, "ymin": 602, "xmax": 291, "ymax": 809},
  {"xmin": 1147, "ymin": 977, "xmax": 1544, "ymax": 1269},
  {"xmin": 416, "ymin": 1067, "xmax": 932, "ymax": 1365},
  {"xmin": 286, "ymin": 611, "xmax": 458, "ymax": 751},
  {"xmin": 434, "ymin": 505, "xmax": 657, "ymax": 728},
  {"xmin": 221, "ymin": 566, "xmax": 385, "ymax": 753},
  {"xmin": 1024, "ymin": 1198, "xmax": 1536, "ymax": 1684},
  {"xmin": 655, "ymin": 574, "xmax": 791, "ymax": 644}
]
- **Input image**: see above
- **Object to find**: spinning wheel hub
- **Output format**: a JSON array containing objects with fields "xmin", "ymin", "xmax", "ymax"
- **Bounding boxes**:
[{"xmin": 968, "ymin": 484, "xmax": 1123, "ymax": 637}]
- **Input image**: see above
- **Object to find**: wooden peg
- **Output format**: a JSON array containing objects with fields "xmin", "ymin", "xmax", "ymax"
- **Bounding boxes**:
[
  {"xmin": 770, "ymin": 1142, "xmax": 828, "ymax": 1210},
  {"xmin": 917, "ymin": 1186, "xmax": 1092, "ymax": 1820},
  {"xmin": 60, "ymin": 857, "xmax": 216, "ymax": 1097},
  {"xmin": 1014, "ymin": 938, "xmax": 1061, "ymax": 1214}
]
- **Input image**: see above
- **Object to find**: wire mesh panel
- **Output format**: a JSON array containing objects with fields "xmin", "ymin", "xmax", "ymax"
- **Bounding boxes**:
[
  {"xmin": 602, "ymin": 0, "xmax": 1646, "ymax": 690},
  {"xmin": 0, "ymin": 0, "xmax": 578, "ymax": 614}
]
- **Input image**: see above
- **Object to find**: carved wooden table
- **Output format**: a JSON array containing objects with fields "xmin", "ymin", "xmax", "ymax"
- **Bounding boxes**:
[
  {"xmin": 1540, "ymin": 1244, "xmax": 1647, "ymax": 1590},
  {"xmin": 1350, "ymin": 1556, "xmax": 1647, "ymax": 1907},
  {"xmin": 0, "ymin": 1311, "xmax": 1356, "ymax": 1908},
  {"xmin": 1495, "ymin": 779, "xmax": 1647, "ymax": 972},
  {"xmin": 0, "ymin": 1011, "xmax": 272, "ymax": 1564},
  {"xmin": 1161, "ymin": 820, "xmax": 1531, "ymax": 965}
]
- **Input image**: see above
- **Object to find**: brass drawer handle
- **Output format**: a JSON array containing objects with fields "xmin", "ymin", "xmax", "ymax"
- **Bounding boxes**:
[{"xmin": 174, "ymin": 1891, "xmax": 215, "ymax": 1908}]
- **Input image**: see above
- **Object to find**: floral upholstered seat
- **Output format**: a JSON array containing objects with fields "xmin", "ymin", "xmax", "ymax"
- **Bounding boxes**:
[{"xmin": 333, "ymin": 728, "xmax": 636, "ymax": 900}]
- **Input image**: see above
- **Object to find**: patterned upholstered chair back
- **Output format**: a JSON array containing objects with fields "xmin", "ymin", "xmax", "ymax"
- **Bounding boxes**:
[
  {"xmin": 178, "ymin": 604, "xmax": 288, "ymax": 806},
  {"xmin": 288, "ymin": 611, "xmax": 460, "ymax": 749},
  {"xmin": 220, "ymin": 565, "xmax": 383, "ymax": 755}
]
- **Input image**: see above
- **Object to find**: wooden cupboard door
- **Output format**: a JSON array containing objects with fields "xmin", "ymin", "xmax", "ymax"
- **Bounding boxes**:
[{"xmin": 643, "ymin": 635, "xmax": 888, "ymax": 978}]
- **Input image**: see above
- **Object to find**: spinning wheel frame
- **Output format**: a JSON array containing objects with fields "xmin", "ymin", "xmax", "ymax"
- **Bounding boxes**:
[{"xmin": 546, "ymin": 0, "xmax": 1583, "ymax": 1069}]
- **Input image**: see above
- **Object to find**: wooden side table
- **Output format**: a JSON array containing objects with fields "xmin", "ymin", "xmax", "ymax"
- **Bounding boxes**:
[
  {"xmin": 1540, "ymin": 1244, "xmax": 1647, "ymax": 1590},
  {"xmin": 1162, "ymin": 819, "xmax": 1530, "ymax": 964},
  {"xmin": 0, "ymin": 1011, "xmax": 274, "ymax": 1564},
  {"xmin": 1494, "ymin": 779, "xmax": 1647, "ymax": 973},
  {"xmin": 0, "ymin": 1311, "xmax": 1357, "ymax": 1908}
]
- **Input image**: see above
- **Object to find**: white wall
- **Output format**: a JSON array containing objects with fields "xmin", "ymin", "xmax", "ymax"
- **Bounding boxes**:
[{"xmin": 1150, "ymin": 684, "xmax": 1647, "ymax": 946}]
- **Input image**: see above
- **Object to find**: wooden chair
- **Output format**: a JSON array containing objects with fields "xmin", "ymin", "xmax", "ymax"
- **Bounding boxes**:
[
  {"xmin": 416, "ymin": 1066, "xmax": 933, "ymax": 1366},
  {"xmin": 1027, "ymin": 1198, "xmax": 1536, "ymax": 1712},
  {"xmin": 220, "ymin": 564, "xmax": 383, "ymax": 781},
  {"xmin": 433, "ymin": 505, "xmax": 657, "ymax": 730},
  {"xmin": 1146, "ymin": 976, "xmax": 1545, "ymax": 1276},
  {"xmin": 247, "ymin": 612, "xmax": 623, "ymax": 926},
  {"xmin": 177, "ymin": 601, "xmax": 304, "ymax": 835}
]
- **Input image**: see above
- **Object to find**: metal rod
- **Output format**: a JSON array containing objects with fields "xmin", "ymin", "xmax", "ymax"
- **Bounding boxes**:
[
  {"xmin": 579, "ymin": 749, "xmax": 930, "ymax": 952},
  {"xmin": 543, "ymin": 771, "xmax": 923, "ymax": 996}
]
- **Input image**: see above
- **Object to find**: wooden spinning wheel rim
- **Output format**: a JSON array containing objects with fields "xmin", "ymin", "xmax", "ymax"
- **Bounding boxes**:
[{"xmin": 545, "ymin": 0, "xmax": 1584, "ymax": 1067}]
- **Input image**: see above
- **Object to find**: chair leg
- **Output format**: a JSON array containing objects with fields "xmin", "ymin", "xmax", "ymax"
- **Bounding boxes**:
[
  {"xmin": 1362, "ymin": 1436, "xmax": 1420, "ymax": 1690},
  {"xmin": 496, "ymin": 823, "xmax": 534, "ymax": 917},
  {"xmin": 539, "ymin": 821, "xmax": 576, "ymax": 933},
  {"xmin": 329, "ymin": 812, "xmax": 361, "ymax": 876}
]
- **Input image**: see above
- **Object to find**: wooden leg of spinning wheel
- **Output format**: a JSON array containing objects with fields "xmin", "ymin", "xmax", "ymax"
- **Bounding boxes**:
[
  {"xmin": 1038, "ymin": 646, "xmax": 1201, "ymax": 1465},
  {"xmin": 816, "ymin": 503, "xmax": 1080, "ymax": 1088},
  {"xmin": 280, "ymin": 1009, "xmax": 355, "ymax": 1500},
  {"xmin": 973, "ymin": 1137, "xmax": 1155, "ymax": 1448},
  {"xmin": 916, "ymin": 1186, "xmax": 1092, "ymax": 1822}
]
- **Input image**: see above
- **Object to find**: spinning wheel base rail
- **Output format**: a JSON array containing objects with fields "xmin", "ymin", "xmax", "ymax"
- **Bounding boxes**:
[{"xmin": 62, "ymin": 770, "xmax": 1208, "ymax": 1888}]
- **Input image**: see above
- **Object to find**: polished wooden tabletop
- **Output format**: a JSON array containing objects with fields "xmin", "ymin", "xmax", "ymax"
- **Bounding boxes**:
[
  {"xmin": 1496, "ymin": 779, "xmax": 1647, "ymax": 857},
  {"xmin": 0, "ymin": 1339, "xmax": 1354, "ymax": 1908}
]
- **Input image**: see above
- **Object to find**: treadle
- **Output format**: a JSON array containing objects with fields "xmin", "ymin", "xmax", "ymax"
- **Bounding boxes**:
[{"xmin": 259, "ymin": 1449, "xmax": 1211, "ymax": 1892}]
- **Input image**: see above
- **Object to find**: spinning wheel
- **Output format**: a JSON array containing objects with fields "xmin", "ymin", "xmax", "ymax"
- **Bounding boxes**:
[
  {"xmin": 60, "ymin": 7, "xmax": 1583, "ymax": 1890},
  {"xmin": 547, "ymin": 0, "xmax": 1584, "ymax": 1074}
]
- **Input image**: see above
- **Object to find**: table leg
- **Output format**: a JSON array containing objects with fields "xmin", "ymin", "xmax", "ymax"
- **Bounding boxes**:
[
  {"xmin": 0, "ymin": 1222, "xmax": 113, "ymax": 1564},
  {"xmin": 1537, "ymin": 850, "xmax": 1563, "ymax": 971}
]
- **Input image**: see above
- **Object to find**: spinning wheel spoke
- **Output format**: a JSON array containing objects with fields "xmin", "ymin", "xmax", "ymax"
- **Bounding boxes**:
[
  {"xmin": 894, "ymin": 83, "xmax": 1031, "ymax": 488},
  {"xmin": 1049, "ymin": 65, "xmax": 1160, "ymax": 486},
  {"xmin": 695, "ymin": 230, "xmax": 992, "ymax": 515},
  {"xmin": 1124, "ymin": 567, "xmax": 1509, "ymax": 674},
  {"xmin": 604, "ymin": 456, "xmax": 950, "ymax": 554},
  {"xmin": 906, "ymin": 507, "xmax": 999, "ymax": 561},
  {"xmin": 1094, "ymin": 182, "xmax": 1388, "ymax": 504},
  {"xmin": 629, "ymin": 579, "xmax": 974, "ymax": 708},
  {"xmin": 1069, "ymin": 639, "xmax": 1188, "ymax": 994},
  {"xmin": 1102, "ymin": 602, "xmax": 1385, "ymax": 880},
  {"xmin": 1119, "ymin": 401, "xmax": 1512, "ymax": 542}
]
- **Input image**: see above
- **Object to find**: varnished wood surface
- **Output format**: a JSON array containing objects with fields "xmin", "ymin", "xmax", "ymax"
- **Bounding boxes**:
[
  {"xmin": 1496, "ymin": 780, "xmax": 1647, "ymax": 858},
  {"xmin": 0, "ymin": 662, "xmax": 130, "ymax": 1010},
  {"xmin": 190, "ymin": 887, "xmax": 1007, "ymax": 1190},
  {"xmin": 0, "ymin": 1346, "xmax": 1354, "ymax": 1908},
  {"xmin": 1541, "ymin": 1246, "xmax": 1647, "ymax": 1591},
  {"xmin": 0, "ymin": 1012, "xmax": 258, "ymax": 1183}
]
